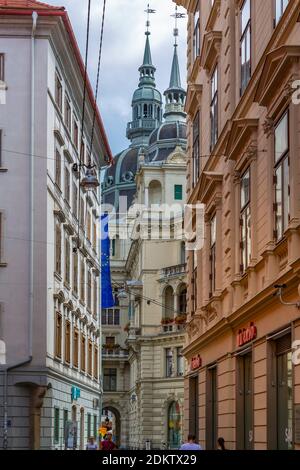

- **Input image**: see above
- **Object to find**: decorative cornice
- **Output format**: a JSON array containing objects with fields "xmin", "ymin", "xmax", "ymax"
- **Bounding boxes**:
[
  {"xmin": 54, "ymin": 208, "xmax": 66, "ymax": 223},
  {"xmin": 198, "ymin": 171, "xmax": 223, "ymax": 206},
  {"xmin": 205, "ymin": 0, "xmax": 221, "ymax": 32},
  {"xmin": 185, "ymin": 84, "xmax": 203, "ymax": 117},
  {"xmin": 254, "ymin": 45, "xmax": 300, "ymax": 108},
  {"xmin": 225, "ymin": 118, "xmax": 259, "ymax": 161},
  {"xmin": 200, "ymin": 31, "xmax": 222, "ymax": 73}
]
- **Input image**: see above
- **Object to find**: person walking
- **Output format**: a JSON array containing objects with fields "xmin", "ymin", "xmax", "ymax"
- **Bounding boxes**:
[
  {"xmin": 179, "ymin": 434, "xmax": 203, "ymax": 450},
  {"xmin": 217, "ymin": 437, "xmax": 227, "ymax": 450},
  {"xmin": 86, "ymin": 437, "xmax": 98, "ymax": 450},
  {"xmin": 100, "ymin": 431, "xmax": 117, "ymax": 450}
]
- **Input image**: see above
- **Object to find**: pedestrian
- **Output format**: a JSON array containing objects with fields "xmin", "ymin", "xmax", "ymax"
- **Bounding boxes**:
[
  {"xmin": 86, "ymin": 436, "xmax": 98, "ymax": 450},
  {"xmin": 100, "ymin": 431, "xmax": 117, "ymax": 450},
  {"xmin": 179, "ymin": 434, "xmax": 203, "ymax": 450},
  {"xmin": 217, "ymin": 437, "xmax": 227, "ymax": 450}
]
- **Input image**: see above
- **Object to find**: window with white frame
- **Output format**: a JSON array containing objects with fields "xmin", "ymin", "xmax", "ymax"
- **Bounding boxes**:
[
  {"xmin": 275, "ymin": 0, "xmax": 289, "ymax": 25},
  {"xmin": 0, "ymin": 54, "xmax": 4, "ymax": 82},
  {"xmin": 166, "ymin": 348, "xmax": 173, "ymax": 378},
  {"xmin": 240, "ymin": 0, "xmax": 251, "ymax": 95},
  {"xmin": 209, "ymin": 214, "xmax": 216, "ymax": 297},
  {"xmin": 193, "ymin": 112, "xmax": 200, "ymax": 187},
  {"xmin": 55, "ymin": 72, "xmax": 62, "ymax": 112},
  {"xmin": 210, "ymin": 66, "xmax": 218, "ymax": 150},
  {"xmin": 193, "ymin": 1, "xmax": 200, "ymax": 61},
  {"xmin": 274, "ymin": 111, "xmax": 290, "ymax": 240},
  {"xmin": 240, "ymin": 168, "xmax": 251, "ymax": 273}
]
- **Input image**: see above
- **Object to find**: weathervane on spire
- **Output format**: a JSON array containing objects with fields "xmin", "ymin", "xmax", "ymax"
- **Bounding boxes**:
[
  {"xmin": 144, "ymin": 3, "xmax": 156, "ymax": 35},
  {"xmin": 171, "ymin": 5, "xmax": 186, "ymax": 46}
]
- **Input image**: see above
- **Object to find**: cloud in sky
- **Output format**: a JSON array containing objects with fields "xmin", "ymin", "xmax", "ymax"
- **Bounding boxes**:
[{"xmin": 49, "ymin": 0, "xmax": 187, "ymax": 155}]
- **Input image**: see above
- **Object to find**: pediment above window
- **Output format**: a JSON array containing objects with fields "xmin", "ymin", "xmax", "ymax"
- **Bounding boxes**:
[
  {"xmin": 254, "ymin": 45, "xmax": 300, "ymax": 108},
  {"xmin": 200, "ymin": 31, "xmax": 222, "ymax": 73},
  {"xmin": 225, "ymin": 118, "xmax": 259, "ymax": 161},
  {"xmin": 198, "ymin": 171, "xmax": 223, "ymax": 205},
  {"xmin": 205, "ymin": 0, "xmax": 221, "ymax": 32},
  {"xmin": 185, "ymin": 84, "xmax": 203, "ymax": 117}
]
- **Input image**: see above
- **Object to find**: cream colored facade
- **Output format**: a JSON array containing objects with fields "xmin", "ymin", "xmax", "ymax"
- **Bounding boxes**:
[
  {"xmin": 102, "ymin": 148, "xmax": 188, "ymax": 449},
  {"xmin": 175, "ymin": 0, "xmax": 300, "ymax": 450}
]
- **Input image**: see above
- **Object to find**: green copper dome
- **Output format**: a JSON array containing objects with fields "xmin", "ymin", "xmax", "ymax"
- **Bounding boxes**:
[{"xmin": 127, "ymin": 31, "xmax": 162, "ymax": 147}]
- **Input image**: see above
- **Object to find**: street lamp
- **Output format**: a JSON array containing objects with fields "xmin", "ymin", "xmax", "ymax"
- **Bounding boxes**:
[
  {"xmin": 73, "ymin": 162, "xmax": 100, "ymax": 191},
  {"xmin": 273, "ymin": 284, "xmax": 300, "ymax": 309}
]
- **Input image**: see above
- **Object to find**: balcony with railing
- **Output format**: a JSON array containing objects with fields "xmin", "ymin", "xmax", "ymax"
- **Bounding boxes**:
[
  {"xmin": 160, "ymin": 263, "xmax": 186, "ymax": 279},
  {"xmin": 102, "ymin": 345, "xmax": 129, "ymax": 360},
  {"xmin": 160, "ymin": 315, "xmax": 187, "ymax": 334}
]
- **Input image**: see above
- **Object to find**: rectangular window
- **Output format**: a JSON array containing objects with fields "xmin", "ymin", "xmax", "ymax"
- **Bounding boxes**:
[
  {"xmin": 64, "ymin": 95, "xmax": 71, "ymax": 132},
  {"xmin": 73, "ymin": 251, "xmax": 78, "ymax": 294},
  {"xmin": 73, "ymin": 328, "xmax": 79, "ymax": 368},
  {"xmin": 193, "ymin": 112, "xmax": 200, "ymax": 187},
  {"xmin": 87, "ymin": 413, "xmax": 91, "ymax": 439},
  {"xmin": 73, "ymin": 118, "xmax": 78, "ymax": 150},
  {"xmin": 87, "ymin": 211, "xmax": 92, "ymax": 241},
  {"xmin": 80, "ymin": 258, "xmax": 85, "ymax": 302},
  {"xmin": 55, "ymin": 312, "xmax": 62, "ymax": 358},
  {"xmin": 240, "ymin": 0, "xmax": 251, "ymax": 94},
  {"xmin": 93, "ymin": 415, "xmax": 97, "ymax": 438},
  {"xmin": 103, "ymin": 368, "xmax": 117, "ymax": 391},
  {"xmin": 93, "ymin": 278, "xmax": 98, "ymax": 318},
  {"xmin": 80, "ymin": 140, "xmax": 85, "ymax": 165},
  {"xmin": 93, "ymin": 220, "xmax": 97, "ymax": 251},
  {"xmin": 174, "ymin": 185, "xmax": 183, "ymax": 200},
  {"xmin": 80, "ymin": 197, "xmax": 85, "ymax": 227},
  {"xmin": 192, "ymin": 250, "xmax": 198, "ymax": 314},
  {"xmin": 65, "ymin": 320, "xmax": 71, "ymax": 364},
  {"xmin": 177, "ymin": 347, "xmax": 184, "ymax": 376},
  {"xmin": 210, "ymin": 66, "xmax": 218, "ymax": 150},
  {"xmin": 55, "ymin": 72, "xmax": 62, "ymax": 111},
  {"xmin": 54, "ymin": 408, "xmax": 60, "ymax": 444},
  {"xmin": 88, "ymin": 340, "xmax": 92, "ymax": 376},
  {"xmin": 193, "ymin": 1, "xmax": 200, "ymax": 61},
  {"xmin": 65, "ymin": 237, "xmax": 70, "ymax": 285},
  {"xmin": 274, "ymin": 111, "xmax": 289, "ymax": 240},
  {"xmin": 101, "ymin": 309, "xmax": 120, "ymax": 326},
  {"xmin": 240, "ymin": 169, "xmax": 251, "ymax": 272},
  {"xmin": 209, "ymin": 215, "xmax": 216, "ymax": 297},
  {"xmin": 0, "ymin": 54, "xmax": 4, "ymax": 82},
  {"xmin": 87, "ymin": 270, "xmax": 92, "ymax": 311},
  {"xmin": 94, "ymin": 346, "xmax": 98, "ymax": 379},
  {"xmin": 64, "ymin": 167, "xmax": 70, "ymax": 204},
  {"xmin": 166, "ymin": 348, "xmax": 173, "ymax": 378},
  {"xmin": 275, "ymin": 0, "xmax": 289, "ymax": 25},
  {"xmin": 63, "ymin": 410, "xmax": 68, "ymax": 442},
  {"xmin": 72, "ymin": 182, "xmax": 78, "ymax": 219},
  {"xmin": 81, "ymin": 334, "xmax": 86, "ymax": 372},
  {"xmin": 55, "ymin": 149, "xmax": 61, "ymax": 188},
  {"xmin": 55, "ymin": 224, "xmax": 61, "ymax": 275}
]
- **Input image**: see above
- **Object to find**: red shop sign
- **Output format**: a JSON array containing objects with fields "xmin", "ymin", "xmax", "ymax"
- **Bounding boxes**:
[
  {"xmin": 237, "ymin": 322, "xmax": 257, "ymax": 348},
  {"xmin": 191, "ymin": 355, "xmax": 202, "ymax": 371}
]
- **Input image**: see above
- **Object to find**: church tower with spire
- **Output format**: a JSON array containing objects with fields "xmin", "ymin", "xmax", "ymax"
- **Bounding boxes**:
[{"xmin": 126, "ymin": 26, "xmax": 162, "ymax": 147}]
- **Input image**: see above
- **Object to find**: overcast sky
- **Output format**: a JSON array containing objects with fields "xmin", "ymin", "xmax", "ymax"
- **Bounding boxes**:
[{"xmin": 50, "ymin": 0, "xmax": 187, "ymax": 155}]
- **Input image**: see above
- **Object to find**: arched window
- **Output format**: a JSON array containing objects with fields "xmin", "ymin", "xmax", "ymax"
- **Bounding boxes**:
[
  {"xmin": 164, "ymin": 286, "xmax": 174, "ymax": 319},
  {"xmin": 149, "ymin": 104, "xmax": 153, "ymax": 118},
  {"xmin": 174, "ymin": 93, "xmax": 179, "ymax": 103},
  {"xmin": 143, "ymin": 104, "xmax": 148, "ymax": 118},
  {"xmin": 157, "ymin": 107, "xmax": 160, "ymax": 121},
  {"xmin": 149, "ymin": 180, "xmax": 162, "ymax": 205},
  {"xmin": 134, "ymin": 106, "xmax": 138, "ymax": 120},
  {"xmin": 168, "ymin": 93, "xmax": 172, "ymax": 103},
  {"xmin": 178, "ymin": 284, "xmax": 187, "ymax": 314},
  {"xmin": 168, "ymin": 402, "xmax": 181, "ymax": 449}
]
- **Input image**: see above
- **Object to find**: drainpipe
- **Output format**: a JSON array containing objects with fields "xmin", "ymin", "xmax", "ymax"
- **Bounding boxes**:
[{"xmin": 2, "ymin": 11, "xmax": 37, "ymax": 449}]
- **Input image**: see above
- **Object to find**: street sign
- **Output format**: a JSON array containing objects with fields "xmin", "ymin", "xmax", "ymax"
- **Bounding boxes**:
[{"xmin": 71, "ymin": 386, "xmax": 80, "ymax": 401}]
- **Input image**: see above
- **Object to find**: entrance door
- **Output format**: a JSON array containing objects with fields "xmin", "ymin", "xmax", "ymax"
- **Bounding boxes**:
[
  {"xmin": 276, "ymin": 336, "xmax": 293, "ymax": 450},
  {"xmin": 80, "ymin": 408, "xmax": 84, "ymax": 450},
  {"xmin": 206, "ymin": 367, "xmax": 217, "ymax": 449},
  {"xmin": 237, "ymin": 352, "xmax": 253, "ymax": 449},
  {"xmin": 189, "ymin": 376, "xmax": 199, "ymax": 440}
]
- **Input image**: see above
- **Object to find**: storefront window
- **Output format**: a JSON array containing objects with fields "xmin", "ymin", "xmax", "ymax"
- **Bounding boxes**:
[{"xmin": 168, "ymin": 401, "xmax": 181, "ymax": 449}]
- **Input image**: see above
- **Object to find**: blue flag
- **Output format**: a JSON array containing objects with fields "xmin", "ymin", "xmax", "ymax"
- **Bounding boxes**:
[{"xmin": 101, "ymin": 214, "xmax": 114, "ymax": 309}]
